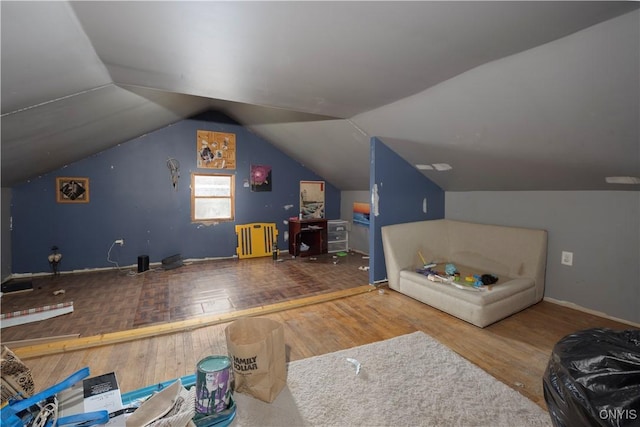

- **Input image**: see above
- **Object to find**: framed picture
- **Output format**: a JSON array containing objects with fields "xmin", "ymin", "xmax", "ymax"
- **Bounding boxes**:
[
  {"xmin": 196, "ymin": 130, "xmax": 236, "ymax": 170},
  {"xmin": 250, "ymin": 164, "xmax": 272, "ymax": 192},
  {"xmin": 300, "ymin": 180, "xmax": 325, "ymax": 219},
  {"xmin": 353, "ymin": 202, "xmax": 370, "ymax": 227},
  {"xmin": 56, "ymin": 177, "xmax": 89, "ymax": 203}
]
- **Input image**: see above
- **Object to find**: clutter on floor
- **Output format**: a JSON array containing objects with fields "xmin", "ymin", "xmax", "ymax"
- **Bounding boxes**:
[
  {"xmin": 0, "ymin": 279, "xmax": 33, "ymax": 295},
  {"xmin": 1, "ymin": 346, "xmax": 35, "ymax": 404},
  {"xmin": 161, "ymin": 253, "xmax": 184, "ymax": 270},
  {"xmin": 0, "ymin": 317, "xmax": 290, "ymax": 427},
  {"xmin": 1, "ymin": 367, "xmax": 109, "ymax": 427},
  {"xmin": 0, "ymin": 302, "xmax": 74, "ymax": 329},
  {"xmin": 1, "ymin": 357, "xmax": 235, "ymax": 427}
]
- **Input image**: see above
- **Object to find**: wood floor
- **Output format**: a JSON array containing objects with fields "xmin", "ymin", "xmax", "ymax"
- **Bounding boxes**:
[
  {"xmin": 1, "ymin": 251, "xmax": 369, "ymax": 342},
  {"xmin": 2, "ymin": 255, "xmax": 636, "ymax": 414}
]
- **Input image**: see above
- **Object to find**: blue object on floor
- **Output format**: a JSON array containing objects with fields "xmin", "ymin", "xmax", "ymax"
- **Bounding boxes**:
[
  {"xmin": 120, "ymin": 374, "xmax": 196, "ymax": 405},
  {"xmin": 120, "ymin": 374, "xmax": 236, "ymax": 427}
]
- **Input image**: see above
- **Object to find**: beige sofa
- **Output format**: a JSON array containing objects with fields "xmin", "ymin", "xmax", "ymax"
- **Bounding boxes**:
[{"xmin": 381, "ymin": 219, "xmax": 547, "ymax": 327}]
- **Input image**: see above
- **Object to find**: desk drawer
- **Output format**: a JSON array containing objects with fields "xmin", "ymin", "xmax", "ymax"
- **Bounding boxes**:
[
  {"xmin": 328, "ymin": 241, "xmax": 348, "ymax": 253},
  {"xmin": 328, "ymin": 230, "xmax": 347, "ymax": 241},
  {"xmin": 328, "ymin": 224, "xmax": 346, "ymax": 232}
]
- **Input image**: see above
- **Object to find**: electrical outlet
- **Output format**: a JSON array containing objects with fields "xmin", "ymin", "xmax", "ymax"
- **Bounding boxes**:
[
  {"xmin": 561, "ymin": 251, "xmax": 573, "ymax": 266},
  {"xmin": 115, "ymin": 239, "xmax": 124, "ymax": 246}
]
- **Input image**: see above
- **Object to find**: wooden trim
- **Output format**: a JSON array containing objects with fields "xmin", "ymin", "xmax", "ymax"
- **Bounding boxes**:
[
  {"xmin": 2, "ymin": 334, "xmax": 80, "ymax": 348},
  {"xmin": 14, "ymin": 285, "xmax": 375, "ymax": 359}
]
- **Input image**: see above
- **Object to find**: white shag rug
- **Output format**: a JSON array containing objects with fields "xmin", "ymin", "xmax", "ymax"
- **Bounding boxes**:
[{"xmin": 231, "ymin": 331, "xmax": 551, "ymax": 426}]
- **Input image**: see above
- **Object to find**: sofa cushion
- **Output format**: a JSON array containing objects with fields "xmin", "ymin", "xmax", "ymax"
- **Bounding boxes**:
[{"xmin": 399, "ymin": 269, "xmax": 534, "ymax": 306}]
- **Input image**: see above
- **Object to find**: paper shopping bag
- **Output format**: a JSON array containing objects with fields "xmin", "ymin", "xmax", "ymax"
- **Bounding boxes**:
[{"xmin": 225, "ymin": 317, "xmax": 286, "ymax": 403}]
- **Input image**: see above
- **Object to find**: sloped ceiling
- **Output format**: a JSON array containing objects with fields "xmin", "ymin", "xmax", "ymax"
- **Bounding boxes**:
[{"xmin": 1, "ymin": 1, "xmax": 638, "ymax": 191}]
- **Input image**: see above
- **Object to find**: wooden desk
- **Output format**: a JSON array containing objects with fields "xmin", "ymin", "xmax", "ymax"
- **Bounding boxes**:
[{"xmin": 289, "ymin": 219, "xmax": 328, "ymax": 257}]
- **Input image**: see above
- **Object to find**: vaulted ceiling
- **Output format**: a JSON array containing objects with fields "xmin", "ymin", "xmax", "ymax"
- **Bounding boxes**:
[{"xmin": 2, "ymin": 1, "xmax": 638, "ymax": 191}]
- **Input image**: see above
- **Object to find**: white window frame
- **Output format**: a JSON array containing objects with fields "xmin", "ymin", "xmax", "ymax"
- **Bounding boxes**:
[{"xmin": 191, "ymin": 173, "xmax": 235, "ymax": 222}]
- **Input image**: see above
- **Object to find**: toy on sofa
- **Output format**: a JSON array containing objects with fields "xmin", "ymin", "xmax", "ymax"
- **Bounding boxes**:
[
  {"xmin": 445, "ymin": 263, "xmax": 458, "ymax": 275},
  {"xmin": 470, "ymin": 274, "xmax": 499, "ymax": 288},
  {"xmin": 415, "ymin": 252, "xmax": 498, "ymax": 292},
  {"xmin": 417, "ymin": 251, "xmax": 437, "ymax": 269},
  {"xmin": 425, "ymin": 273, "xmax": 488, "ymax": 292}
]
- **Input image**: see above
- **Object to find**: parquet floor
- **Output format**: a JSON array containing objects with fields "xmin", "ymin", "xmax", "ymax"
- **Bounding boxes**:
[{"xmin": 0, "ymin": 252, "xmax": 370, "ymax": 342}]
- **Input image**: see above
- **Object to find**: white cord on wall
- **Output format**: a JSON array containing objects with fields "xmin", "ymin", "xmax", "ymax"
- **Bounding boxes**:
[
  {"xmin": 107, "ymin": 241, "xmax": 159, "ymax": 276},
  {"xmin": 107, "ymin": 241, "xmax": 120, "ymax": 269},
  {"xmin": 107, "ymin": 242, "xmax": 137, "ymax": 276}
]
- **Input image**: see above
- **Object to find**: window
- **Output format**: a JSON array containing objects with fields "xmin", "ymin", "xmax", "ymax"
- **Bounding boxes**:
[{"xmin": 191, "ymin": 173, "xmax": 235, "ymax": 222}]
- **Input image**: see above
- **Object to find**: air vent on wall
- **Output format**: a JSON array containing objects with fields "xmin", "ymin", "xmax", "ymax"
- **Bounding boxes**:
[
  {"xmin": 605, "ymin": 176, "xmax": 640, "ymax": 184},
  {"xmin": 415, "ymin": 163, "xmax": 452, "ymax": 171}
]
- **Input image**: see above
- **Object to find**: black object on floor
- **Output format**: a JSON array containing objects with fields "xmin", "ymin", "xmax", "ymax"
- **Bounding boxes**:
[
  {"xmin": 137, "ymin": 255, "xmax": 150, "ymax": 273},
  {"xmin": 161, "ymin": 254, "xmax": 183, "ymax": 270},
  {"xmin": 543, "ymin": 328, "xmax": 640, "ymax": 427},
  {"xmin": 1, "ymin": 279, "xmax": 33, "ymax": 294}
]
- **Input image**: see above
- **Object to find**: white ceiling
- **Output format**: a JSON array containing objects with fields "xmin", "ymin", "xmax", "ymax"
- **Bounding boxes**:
[{"xmin": 2, "ymin": 1, "xmax": 638, "ymax": 191}]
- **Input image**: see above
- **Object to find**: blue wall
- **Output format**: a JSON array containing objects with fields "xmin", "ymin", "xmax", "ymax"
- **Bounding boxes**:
[
  {"xmin": 369, "ymin": 137, "xmax": 445, "ymax": 283},
  {"xmin": 11, "ymin": 111, "xmax": 339, "ymax": 273}
]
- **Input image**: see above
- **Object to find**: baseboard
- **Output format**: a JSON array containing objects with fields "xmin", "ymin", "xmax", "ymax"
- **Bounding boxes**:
[
  {"xmin": 8, "ymin": 271, "xmax": 55, "ymax": 280},
  {"xmin": 544, "ymin": 297, "xmax": 640, "ymax": 328},
  {"xmin": 5, "ymin": 255, "xmax": 239, "ymax": 281}
]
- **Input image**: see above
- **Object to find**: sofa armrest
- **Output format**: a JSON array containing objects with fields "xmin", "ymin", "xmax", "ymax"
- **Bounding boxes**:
[{"xmin": 381, "ymin": 219, "xmax": 451, "ymax": 290}]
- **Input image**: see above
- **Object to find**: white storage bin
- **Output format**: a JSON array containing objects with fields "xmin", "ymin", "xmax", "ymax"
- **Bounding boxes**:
[{"xmin": 327, "ymin": 220, "xmax": 348, "ymax": 253}]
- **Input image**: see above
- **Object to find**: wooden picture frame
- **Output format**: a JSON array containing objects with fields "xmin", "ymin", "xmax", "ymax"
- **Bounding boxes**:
[
  {"xmin": 196, "ymin": 130, "xmax": 236, "ymax": 170},
  {"xmin": 56, "ymin": 177, "xmax": 90, "ymax": 203},
  {"xmin": 300, "ymin": 180, "xmax": 325, "ymax": 219}
]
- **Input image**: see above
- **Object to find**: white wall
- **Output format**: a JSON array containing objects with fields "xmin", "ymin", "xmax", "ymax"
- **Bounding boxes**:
[
  {"xmin": 340, "ymin": 190, "xmax": 370, "ymax": 254},
  {"xmin": 446, "ymin": 191, "xmax": 640, "ymax": 325}
]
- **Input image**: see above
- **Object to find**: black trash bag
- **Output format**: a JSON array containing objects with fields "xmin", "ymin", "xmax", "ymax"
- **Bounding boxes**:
[{"xmin": 543, "ymin": 328, "xmax": 640, "ymax": 427}]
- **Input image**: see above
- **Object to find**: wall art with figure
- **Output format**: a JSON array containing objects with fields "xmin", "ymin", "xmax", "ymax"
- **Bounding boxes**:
[
  {"xmin": 197, "ymin": 130, "xmax": 236, "ymax": 170},
  {"xmin": 250, "ymin": 165, "xmax": 272, "ymax": 192},
  {"xmin": 56, "ymin": 177, "xmax": 89, "ymax": 203}
]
